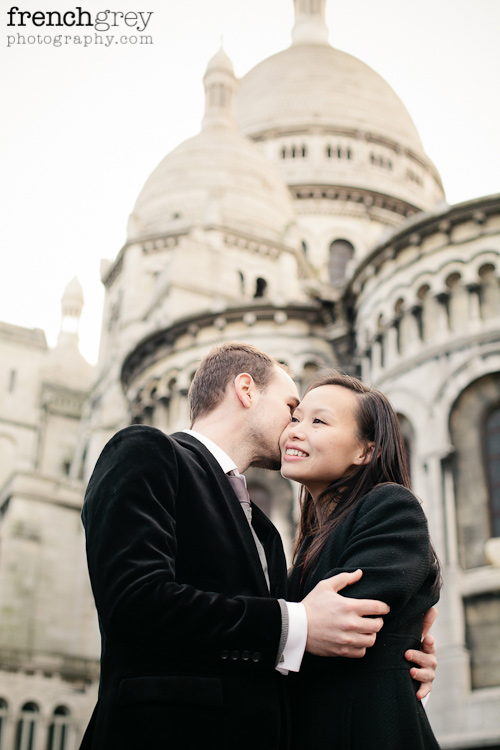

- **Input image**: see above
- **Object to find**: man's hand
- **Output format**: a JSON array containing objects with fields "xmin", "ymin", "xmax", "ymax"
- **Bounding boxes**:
[
  {"xmin": 405, "ymin": 607, "xmax": 438, "ymax": 700},
  {"xmin": 302, "ymin": 569, "xmax": 390, "ymax": 658}
]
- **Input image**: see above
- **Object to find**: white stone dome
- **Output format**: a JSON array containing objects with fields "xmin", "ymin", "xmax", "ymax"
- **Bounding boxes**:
[
  {"xmin": 237, "ymin": 43, "xmax": 425, "ymax": 156},
  {"xmin": 129, "ymin": 48, "xmax": 296, "ymax": 246},
  {"xmin": 129, "ymin": 129, "xmax": 296, "ymax": 245}
]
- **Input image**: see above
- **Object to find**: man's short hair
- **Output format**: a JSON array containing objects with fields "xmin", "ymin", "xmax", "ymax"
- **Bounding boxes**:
[{"xmin": 188, "ymin": 341, "xmax": 285, "ymax": 424}]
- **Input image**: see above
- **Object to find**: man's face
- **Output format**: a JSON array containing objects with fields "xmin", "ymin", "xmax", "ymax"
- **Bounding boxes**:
[{"xmin": 248, "ymin": 366, "xmax": 300, "ymax": 470}]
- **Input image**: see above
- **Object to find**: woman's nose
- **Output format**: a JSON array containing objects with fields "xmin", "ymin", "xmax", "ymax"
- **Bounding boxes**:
[{"xmin": 287, "ymin": 420, "xmax": 303, "ymax": 438}]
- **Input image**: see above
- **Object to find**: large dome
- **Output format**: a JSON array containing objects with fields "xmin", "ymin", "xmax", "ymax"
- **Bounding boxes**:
[{"xmin": 237, "ymin": 43, "xmax": 425, "ymax": 156}]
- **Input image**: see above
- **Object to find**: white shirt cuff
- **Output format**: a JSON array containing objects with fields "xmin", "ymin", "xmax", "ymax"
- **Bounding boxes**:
[{"xmin": 276, "ymin": 601, "xmax": 308, "ymax": 674}]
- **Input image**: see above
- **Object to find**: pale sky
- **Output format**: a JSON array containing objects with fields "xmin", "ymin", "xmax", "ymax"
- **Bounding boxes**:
[{"xmin": 1, "ymin": 0, "xmax": 499, "ymax": 364}]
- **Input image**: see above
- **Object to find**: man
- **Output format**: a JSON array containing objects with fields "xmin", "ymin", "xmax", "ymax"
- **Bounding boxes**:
[{"xmin": 81, "ymin": 342, "xmax": 436, "ymax": 750}]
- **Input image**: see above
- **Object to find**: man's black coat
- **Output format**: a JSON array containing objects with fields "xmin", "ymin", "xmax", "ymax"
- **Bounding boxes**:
[{"xmin": 80, "ymin": 425, "xmax": 289, "ymax": 750}]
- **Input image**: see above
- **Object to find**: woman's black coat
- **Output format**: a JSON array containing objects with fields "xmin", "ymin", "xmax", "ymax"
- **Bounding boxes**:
[{"xmin": 287, "ymin": 483, "xmax": 441, "ymax": 750}]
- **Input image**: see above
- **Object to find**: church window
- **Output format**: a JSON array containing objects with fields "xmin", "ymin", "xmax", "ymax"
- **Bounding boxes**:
[
  {"xmin": 406, "ymin": 168, "xmax": 423, "ymax": 186},
  {"xmin": 291, "ymin": 146, "xmax": 296, "ymax": 158},
  {"xmin": 15, "ymin": 703, "xmax": 39, "ymax": 750},
  {"xmin": 238, "ymin": 271, "xmax": 245, "ymax": 295},
  {"xmin": 301, "ymin": 145, "xmax": 307, "ymax": 157},
  {"xmin": 465, "ymin": 591, "xmax": 500, "ymax": 688},
  {"xmin": 329, "ymin": 239, "xmax": 354, "ymax": 286},
  {"xmin": 0, "ymin": 699, "xmax": 7, "ymax": 748},
  {"xmin": 302, "ymin": 362, "xmax": 320, "ymax": 391},
  {"xmin": 397, "ymin": 413, "xmax": 414, "ymax": 481},
  {"xmin": 254, "ymin": 278, "xmax": 267, "ymax": 298},
  {"xmin": 370, "ymin": 152, "xmax": 393, "ymax": 170},
  {"xmin": 485, "ymin": 407, "xmax": 500, "ymax": 538},
  {"xmin": 281, "ymin": 146, "xmax": 286, "ymax": 159},
  {"xmin": 47, "ymin": 706, "xmax": 71, "ymax": 750},
  {"xmin": 478, "ymin": 264, "xmax": 500, "ymax": 319},
  {"xmin": 326, "ymin": 145, "xmax": 353, "ymax": 160},
  {"xmin": 301, "ymin": 241, "xmax": 308, "ymax": 256},
  {"xmin": 8, "ymin": 370, "xmax": 16, "ymax": 393}
]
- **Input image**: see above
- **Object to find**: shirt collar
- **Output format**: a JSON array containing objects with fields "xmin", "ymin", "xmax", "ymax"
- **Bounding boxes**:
[{"xmin": 182, "ymin": 428, "xmax": 239, "ymax": 476}]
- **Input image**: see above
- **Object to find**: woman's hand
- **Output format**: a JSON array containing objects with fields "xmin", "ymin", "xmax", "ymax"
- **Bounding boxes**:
[{"xmin": 405, "ymin": 607, "xmax": 438, "ymax": 700}]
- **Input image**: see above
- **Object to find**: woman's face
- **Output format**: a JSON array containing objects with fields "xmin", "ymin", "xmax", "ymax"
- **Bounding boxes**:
[{"xmin": 280, "ymin": 384, "xmax": 369, "ymax": 500}]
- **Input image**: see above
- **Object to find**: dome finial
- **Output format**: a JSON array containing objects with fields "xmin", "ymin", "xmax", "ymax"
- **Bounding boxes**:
[
  {"xmin": 292, "ymin": 0, "xmax": 330, "ymax": 46},
  {"xmin": 57, "ymin": 277, "xmax": 84, "ymax": 347},
  {"xmin": 202, "ymin": 43, "xmax": 238, "ymax": 130}
]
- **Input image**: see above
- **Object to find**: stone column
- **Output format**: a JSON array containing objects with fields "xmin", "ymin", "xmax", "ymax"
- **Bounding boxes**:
[{"xmin": 421, "ymin": 449, "xmax": 471, "ymax": 736}]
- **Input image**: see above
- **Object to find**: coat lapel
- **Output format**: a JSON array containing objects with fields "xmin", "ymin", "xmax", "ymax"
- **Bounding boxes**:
[{"xmin": 172, "ymin": 433, "xmax": 275, "ymax": 597}]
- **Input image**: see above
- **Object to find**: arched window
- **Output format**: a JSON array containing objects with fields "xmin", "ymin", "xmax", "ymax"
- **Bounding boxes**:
[
  {"xmin": 301, "ymin": 241, "xmax": 308, "ymax": 256},
  {"xmin": 238, "ymin": 270, "xmax": 245, "ymax": 295},
  {"xmin": 485, "ymin": 407, "xmax": 500, "ymax": 538},
  {"xmin": 15, "ymin": 703, "xmax": 39, "ymax": 750},
  {"xmin": 47, "ymin": 706, "xmax": 71, "ymax": 750},
  {"xmin": 254, "ymin": 278, "xmax": 267, "ymax": 299},
  {"xmin": 329, "ymin": 239, "xmax": 354, "ymax": 285},
  {"xmin": 301, "ymin": 362, "xmax": 320, "ymax": 392},
  {"xmin": 397, "ymin": 414, "xmax": 414, "ymax": 481},
  {"xmin": 0, "ymin": 698, "xmax": 8, "ymax": 749}
]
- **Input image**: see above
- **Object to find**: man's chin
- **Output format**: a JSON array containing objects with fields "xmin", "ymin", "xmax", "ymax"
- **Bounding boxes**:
[{"xmin": 251, "ymin": 456, "xmax": 281, "ymax": 471}]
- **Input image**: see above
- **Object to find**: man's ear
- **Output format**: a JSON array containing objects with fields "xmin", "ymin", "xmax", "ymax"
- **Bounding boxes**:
[{"xmin": 234, "ymin": 373, "xmax": 255, "ymax": 409}]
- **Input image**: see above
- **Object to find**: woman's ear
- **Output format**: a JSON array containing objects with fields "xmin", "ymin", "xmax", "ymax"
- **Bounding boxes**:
[{"xmin": 354, "ymin": 441, "xmax": 376, "ymax": 465}]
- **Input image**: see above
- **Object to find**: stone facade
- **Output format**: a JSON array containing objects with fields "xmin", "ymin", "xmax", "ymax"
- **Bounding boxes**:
[{"xmin": 0, "ymin": 2, "xmax": 499, "ymax": 748}]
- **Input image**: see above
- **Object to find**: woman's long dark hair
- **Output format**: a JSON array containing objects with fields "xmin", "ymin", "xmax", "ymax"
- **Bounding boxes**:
[{"xmin": 293, "ymin": 371, "xmax": 441, "ymax": 594}]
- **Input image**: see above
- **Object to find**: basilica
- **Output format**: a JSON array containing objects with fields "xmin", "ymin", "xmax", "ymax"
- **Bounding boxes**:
[{"xmin": 0, "ymin": 1, "xmax": 499, "ymax": 747}]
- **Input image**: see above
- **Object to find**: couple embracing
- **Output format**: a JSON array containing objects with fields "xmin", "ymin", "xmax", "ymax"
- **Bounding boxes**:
[{"xmin": 80, "ymin": 342, "xmax": 441, "ymax": 749}]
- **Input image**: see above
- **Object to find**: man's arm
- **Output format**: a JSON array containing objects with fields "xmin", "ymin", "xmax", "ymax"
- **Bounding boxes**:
[
  {"xmin": 302, "ymin": 569, "xmax": 389, "ymax": 657},
  {"xmin": 277, "ymin": 571, "xmax": 388, "ymax": 672}
]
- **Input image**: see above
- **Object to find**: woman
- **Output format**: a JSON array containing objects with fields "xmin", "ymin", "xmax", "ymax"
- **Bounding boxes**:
[{"xmin": 281, "ymin": 371, "xmax": 441, "ymax": 750}]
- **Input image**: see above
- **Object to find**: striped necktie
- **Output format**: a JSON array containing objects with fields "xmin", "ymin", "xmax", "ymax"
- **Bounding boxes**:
[{"xmin": 227, "ymin": 470, "xmax": 270, "ymax": 590}]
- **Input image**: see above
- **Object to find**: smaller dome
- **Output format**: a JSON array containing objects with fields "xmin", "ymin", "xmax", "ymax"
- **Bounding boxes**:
[
  {"xmin": 62, "ymin": 277, "xmax": 84, "ymax": 310},
  {"xmin": 205, "ymin": 45, "xmax": 234, "ymax": 75},
  {"xmin": 129, "ymin": 48, "xmax": 296, "ymax": 246}
]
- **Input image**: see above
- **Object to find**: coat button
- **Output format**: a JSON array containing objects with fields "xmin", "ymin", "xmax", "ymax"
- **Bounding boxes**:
[
  {"xmin": 220, "ymin": 650, "xmax": 230, "ymax": 660},
  {"xmin": 230, "ymin": 650, "xmax": 240, "ymax": 661},
  {"xmin": 251, "ymin": 652, "xmax": 261, "ymax": 663},
  {"xmin": 241, "ymin": 651, "xmax": 250, "ymax": 661}
]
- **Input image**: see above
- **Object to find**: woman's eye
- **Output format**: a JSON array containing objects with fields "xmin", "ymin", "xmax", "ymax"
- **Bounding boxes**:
[
  {"xmin": 313, "ymin": 418, "xmax": 325, "ymax": 424},
  {"xmin": 290, "ymin": 416, "xmax": 299, "ymax": 423}
]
